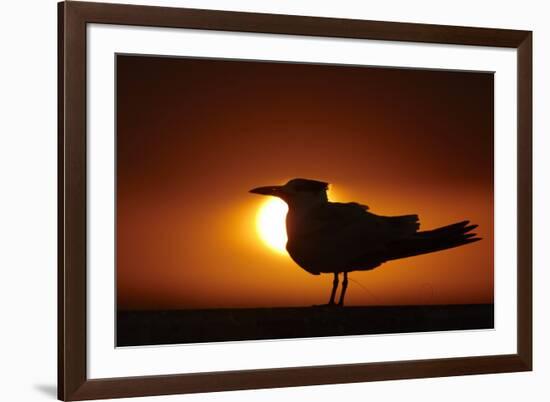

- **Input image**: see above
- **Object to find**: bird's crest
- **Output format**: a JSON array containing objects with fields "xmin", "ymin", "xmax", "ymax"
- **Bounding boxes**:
[{"xmin": 286, "ymin": 178, "xmax": 329, "ymax": 193}]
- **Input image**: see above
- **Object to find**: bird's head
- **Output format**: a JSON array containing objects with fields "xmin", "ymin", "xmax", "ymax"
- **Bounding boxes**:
[{"xmin": 249, "ymin": 178, "xmax": 329, "ymax": 208}]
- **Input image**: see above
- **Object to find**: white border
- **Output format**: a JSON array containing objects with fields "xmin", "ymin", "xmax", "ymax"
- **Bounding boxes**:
[{"xmin": 87, "ymin": 24, "xmax": 517, "ymax": 379}]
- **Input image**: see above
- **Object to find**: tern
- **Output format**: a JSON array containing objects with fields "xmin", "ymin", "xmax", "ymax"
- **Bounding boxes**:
[{"xmin": 250, "ymin": 178, "xmax": 481, "ymax": 306}]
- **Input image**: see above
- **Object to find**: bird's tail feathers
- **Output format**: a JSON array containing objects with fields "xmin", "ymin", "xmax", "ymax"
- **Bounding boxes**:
[{"xmin": 385, "ymin": 220, "xmax": 481, "ymax": 262}]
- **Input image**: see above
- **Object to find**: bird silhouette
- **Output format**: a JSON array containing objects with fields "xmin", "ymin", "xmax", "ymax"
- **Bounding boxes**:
[{"xmin": 250, "ymin": 178, "xmax": 481, "ymax": 307}]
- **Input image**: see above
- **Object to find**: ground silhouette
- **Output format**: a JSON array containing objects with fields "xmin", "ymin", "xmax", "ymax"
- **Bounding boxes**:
[{"xmin": 117, "ymin": 304, "xmax": 493, "ymax": 346}]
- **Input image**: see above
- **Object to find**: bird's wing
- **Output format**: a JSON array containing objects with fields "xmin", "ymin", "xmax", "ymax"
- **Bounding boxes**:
[
  {"xmin": 379, "ymin": 214, "xmax": 420, "ymax": 237},
  {"xmin": 309, "ymin": 203, "xmax": 417, "ymax": 241},
  {"xmin": 289, "ymin": 203, "xmax": 420, "ymax": 272},
  {"xmin": 297, "ymin": 203, "xmax": 388, "ymax": 266}
]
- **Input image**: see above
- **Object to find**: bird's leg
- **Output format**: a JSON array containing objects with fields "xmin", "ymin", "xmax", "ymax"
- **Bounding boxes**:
[
  {"xmin": 328, "ymin": 272, "xmax": 339, "ymax": 305},
  {"xmin": 337, "ymin": 272, "xmax": 348, "ymax": 306}
]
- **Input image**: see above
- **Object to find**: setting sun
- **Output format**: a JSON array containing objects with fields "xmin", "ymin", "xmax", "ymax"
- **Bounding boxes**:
[{"xmin": 256, "ymin": 198, "xmax": 288, "ymax": 254}]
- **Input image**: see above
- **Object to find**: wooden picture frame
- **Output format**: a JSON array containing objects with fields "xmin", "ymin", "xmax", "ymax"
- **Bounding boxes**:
[{"xmin": 58, "ymin": 1, "xmax": 532, "ymax": 400}]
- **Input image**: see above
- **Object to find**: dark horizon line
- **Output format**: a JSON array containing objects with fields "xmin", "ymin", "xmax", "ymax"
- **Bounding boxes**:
[{"xmin": 117, "ymin": 302, "xmax": 494, "ymax": 312}]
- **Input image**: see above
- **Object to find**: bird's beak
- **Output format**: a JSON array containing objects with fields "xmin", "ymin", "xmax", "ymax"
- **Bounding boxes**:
[{"xmin": 249, "ymin": 185, "xmax": 283, "ymax": 196}]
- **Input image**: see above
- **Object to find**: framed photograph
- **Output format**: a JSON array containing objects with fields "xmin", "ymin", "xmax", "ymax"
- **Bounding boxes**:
[{"xmin": 58, "ymin": 1, "xmax": 532, "ymax": 400}]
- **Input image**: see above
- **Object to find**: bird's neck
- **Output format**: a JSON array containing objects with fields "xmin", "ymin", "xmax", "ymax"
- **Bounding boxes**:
[{"xmin": 285, "ymin": 195, "xmax": 328, "ymax": 240}]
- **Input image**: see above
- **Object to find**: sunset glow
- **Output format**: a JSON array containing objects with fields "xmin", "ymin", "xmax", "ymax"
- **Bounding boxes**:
[
  {"xmin": 116, "ymin": 55, "xmax": 494, "ymax": 310},
  {"xmin": 256, "ymin": 198, "xmax": 288, "ymax": 254}
]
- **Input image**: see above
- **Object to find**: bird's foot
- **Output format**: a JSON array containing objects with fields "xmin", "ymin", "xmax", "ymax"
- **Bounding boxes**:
[{"xmin": 312, "ymin": 303, "xmax": 343, "ymax": 308}]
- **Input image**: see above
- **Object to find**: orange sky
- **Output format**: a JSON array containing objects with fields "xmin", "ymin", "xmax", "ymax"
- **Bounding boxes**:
[{"xmin": 116, "ymin": 55, "xmax": 493, "ymax": 310}]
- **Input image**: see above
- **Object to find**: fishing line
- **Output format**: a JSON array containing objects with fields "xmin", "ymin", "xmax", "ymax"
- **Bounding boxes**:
[{"xmin": 348, "ymin": 276, "xmax": 381, "ymax": 304}]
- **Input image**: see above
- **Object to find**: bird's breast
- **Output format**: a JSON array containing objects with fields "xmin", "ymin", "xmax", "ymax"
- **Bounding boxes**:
[{"xmin": 285, "ymin": 211, "xmax": 344, "ymax": 273}]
